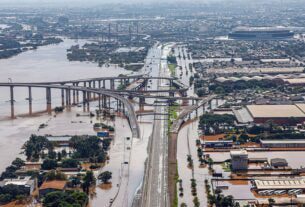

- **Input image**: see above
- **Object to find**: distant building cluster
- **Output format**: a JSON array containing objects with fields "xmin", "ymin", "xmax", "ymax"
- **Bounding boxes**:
[{"xmin": 229, "ymin": 27, "xmax": 294, "ymax": 40}]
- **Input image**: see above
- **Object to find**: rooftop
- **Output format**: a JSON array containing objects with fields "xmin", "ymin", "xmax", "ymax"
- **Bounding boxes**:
[
  {"xmin": 0, "ymin": 176, "xmax": 34, "ymax": 187},
  {"xmin": 230, "ymin": 150, "xmax": 248, "ymax": 157},
  {"xmin": 233, "ymin": 26, "xmax": 291, "ymax": 32},
  {"xmin": 40, "ymin": 180, "xmax": 67, "ymax": 190},
  {"xmin": 260, "ymin": 139, "xmax": 305, "ymax": 144},
  {"xmin": 246, "ymin": 105, "xmax": 305, "ymax": 118},
  {"xmin": 46, "ymin": 136, "xmax": 72, "ymax": 142},
  {"xmin": 255, "ymin": 178, "xmax": 305, "ymax": 190}
]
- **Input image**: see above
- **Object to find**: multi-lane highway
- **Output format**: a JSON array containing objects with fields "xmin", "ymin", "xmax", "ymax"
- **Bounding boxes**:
[{"xmin": 140, "ymin": 44, "xmax": 173, "ymax": 207}]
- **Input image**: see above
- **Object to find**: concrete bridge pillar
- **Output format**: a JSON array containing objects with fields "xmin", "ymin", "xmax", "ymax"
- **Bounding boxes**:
[
  {"xmin": 61, "ymin": 88, "xmax": 65, "ymax": 107},
  {"xmin": 216, "ymin": 99, "xmax": 219, "ymax": 107},
  {"xmin": 72, "ymin": 83, "xmax": 76, "ymax": 105},
  {"xmin": 98, "ymin": 94, "xmax": 101, "ymax": 112},
  {"xmin": 76, "ymin": 83, "xmax": 79, "ymax": 104},
  {"xmin": 10, "ymin": 86, "xmax": 14, "ymax": 119},
  {"xmin": 46, "ymin": 87, "xmax": 52, "ymax": 115},
  {"xmin": 110, "ymin": 79, "xmax": 115, "ymax": 90},
  {"xmin": 102, "ymin": 95, "xmax": 107, "ymax": 108},
  {"xmin": 65, "ymin": 89, "xmax": 70, "ymax": 109},
  {"xmin": 68, "ymin": 89, "xmax": 72, "ymax": 106},
  {"xmin": 88, "ymin": 82, "xmax": 92, "ymax": 100},
  {"xmin": 93, "ymin": 81, "xmax": 96, "ymax": 99},
  {"xmin": 108, "ymin": 96, "xmax": 111, "ymax": 109},
  {"xmin": 103, "ymin": 80, "xmax": 106, "ymax": 89},
  {"xmin": 118, "ymin": 100, "xmax": 121, "ymax": 112},
  {"xmin": 28, "ymin": 86, "xmax": 32, "ymax": 115},
  {"xmin": 98, "ymin": 80, "xmax": 101, "ymax": 89},
  {"xmin": 87, "ymin": 92, "xmax": 90, "ymax": 111},
  {"xmin": 122, "ymin": 103, "xmax": 125, "ymax": 114},
  {"xmin": 82, "ymin": 91, "xmax": 86, "ymax": 112}
]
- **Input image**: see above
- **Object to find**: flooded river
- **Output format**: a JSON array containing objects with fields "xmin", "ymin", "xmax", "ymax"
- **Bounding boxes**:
[
  {"xmin": 0, "ymin": 38, "xmax": 132, "ymax": 170},
  {"xmin": 0, "ymin": 38, "xmax": 130, "ymax": 118}
]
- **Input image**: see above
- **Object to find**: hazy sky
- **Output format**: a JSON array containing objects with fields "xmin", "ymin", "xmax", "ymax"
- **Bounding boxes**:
[
  {"xmin": 0, "ymin": 0, "xmax": 225, "ymax": 6},
  {"xmin": 0, "ymin": 0, "xmax": 298, "ymax": 8}
]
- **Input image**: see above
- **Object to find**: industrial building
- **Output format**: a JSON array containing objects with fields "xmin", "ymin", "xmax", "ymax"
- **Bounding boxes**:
[
  {"xmin": 229, "ymin": 27, "xmax": 294, "ymax": 40},
  {"xmin": 203, "ymin": 140, "xmax": 233, "ymax": 148},
  {"xmin": 230, "ymin": 150, "xmax": 248, "ymax": 171},
  {"xmin": 254, "ymin": 178, "xmax": 305, "ymax": 190},
  {"xmin": 260, "ymin": 139, "xmax": 305, "ymax": 148},
  {"xmin": 246, "ymin": 105, "xmax": 305, "ymax": 124}
]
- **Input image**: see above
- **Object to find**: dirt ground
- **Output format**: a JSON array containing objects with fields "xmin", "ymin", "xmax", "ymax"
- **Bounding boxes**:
[{"xmin": 168, "ymin": 132, "xmax": 178, "ymax": 207}]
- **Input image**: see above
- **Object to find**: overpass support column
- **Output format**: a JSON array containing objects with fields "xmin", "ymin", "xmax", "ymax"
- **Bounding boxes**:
[
  {"xmin": 46, "ymin": 87, "xmax": 52, "ymax": 115},
  {"xmin": 103, "ymin": 80, "xmax": 105, "ymax": 89},
  {"xmin": 98, "ymin": 81, "xmax": 101, "ymax": 89},
  {"xmin": 87, "ymin": 92, "xmax": 90, "ymax": 111},
  {"xmin": 108, "ymin": 96, "xmax": 111, "ymax": 109},
  {"xmin": 82, "ymin": 91, "xmax": 86, "ymax": 112},
  {"xmin": 216, "ymin": 99, "xmax": 219, "ymax": 107},
  {"xmin": 122, "ymin": 103, "xmax": 125, "ymax": 114},
  {"xmin": 110, "ymin": 80, "xmax": 115, "ymax": 90},
  {"xmin": 102, "ymin": 95, "xmax": 106, "ymax": 108},
  {"xmin": 72, "ymin": 83, "xmax": 76, "ymax": 105},
  {"xmin": 28, "ymin": 86, "xmax": 32, "ymax": 115},
  {"xmin": 65, "ymin": 89, "xmax": 70, "ymax": 110},
  {"xmin": 10, "ymin": 86, "xmax": 14, "ymax": 119},
  {"xmin": 88, "ymin": 82, "xmax": 92, "ymax": 100},
  {"xmin": 76, "ymin": 83, "xmax": 79, "ymax": 104},
  {"xmin": 93, "ymin": 81, "xmax": 96, "ymax": 99},
  {"xmin": 68, "ymin": 89, "xmax": 71, "ymax": 106},
  {"xmin": 61, "ymin": 88, "xmax": 65, "ymax": 107},
  {"xmin": 98, "ymin": 94, "xmax": 101, "ymax": 112}
]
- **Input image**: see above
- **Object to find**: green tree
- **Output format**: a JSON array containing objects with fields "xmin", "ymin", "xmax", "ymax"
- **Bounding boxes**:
[
  {"xmin": 12, "ymin": 158, "xmax": 25, "ymax": 169},
  {"xmin": 98, "ymin": 171, "xmax": 112, "ymax": 184},
  {"xmin": 61, "ymin": 159, "xmax": 79, "ymax": 168},
  {"xmin": 82, "ymin": 171, "xmax": 96, "ymax": 194},
  {"xmin": 41, "ymin": 159, "xmax": 57, "ymax": 170}
]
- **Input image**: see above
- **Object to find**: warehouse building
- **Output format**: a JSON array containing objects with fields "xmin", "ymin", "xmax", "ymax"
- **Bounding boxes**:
[
  {"xmin": 254, "ymin": 178, "xmax": 305, "ymax": 190},
  {"xmin": 260, "ymin": 139, "xmax": 305, "ymax": 148},
  {"xmin": 203, "ymin": 140, "xmax": 233, "ymax": 148},
  {"xmin": 246, "ymin": 105, "xmax": 305, "ymax": 124}
]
